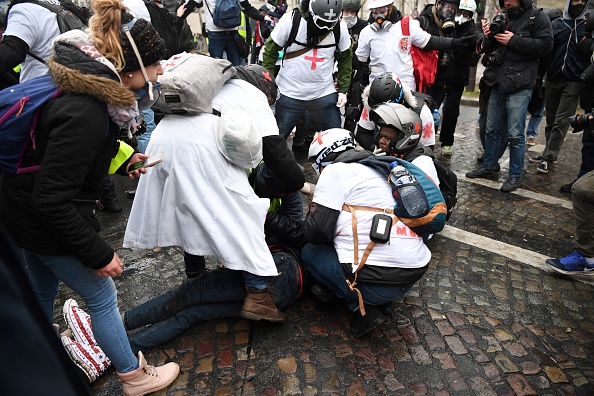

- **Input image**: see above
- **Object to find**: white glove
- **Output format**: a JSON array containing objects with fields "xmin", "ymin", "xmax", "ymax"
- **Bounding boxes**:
[{"xmin": 336, "ymin": 93, "xmax": 347, "ymax": 108}]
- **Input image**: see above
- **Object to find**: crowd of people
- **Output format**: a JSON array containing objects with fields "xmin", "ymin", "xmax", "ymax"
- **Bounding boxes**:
[{"xmin": 1, "ymin": 0, "xmax": 594, "ymax": 392}]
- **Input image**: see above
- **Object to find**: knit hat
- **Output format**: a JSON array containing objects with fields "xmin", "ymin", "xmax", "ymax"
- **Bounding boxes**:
[{"xmin": 120, "ymin": 12, "xmax": 166, "ymax": 72}]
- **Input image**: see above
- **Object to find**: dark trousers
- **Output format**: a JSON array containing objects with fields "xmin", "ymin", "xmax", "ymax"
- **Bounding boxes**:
[{"xmin": 439, "ymin": 84, "xmax": 464, "ymax": 146}]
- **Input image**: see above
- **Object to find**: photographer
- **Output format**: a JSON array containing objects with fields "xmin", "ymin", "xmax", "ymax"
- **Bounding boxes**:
[
  {"xmin": 466, "ymin": 0, "xmax": 553, "ymax": 192},
  {"xmin": 529, "ymin": 0, "xmax": 591, "ymax": 176}
]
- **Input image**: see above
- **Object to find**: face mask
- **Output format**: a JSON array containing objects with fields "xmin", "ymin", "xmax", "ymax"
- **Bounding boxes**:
[
  {"xmin": 343, "ymin": 15, "xmax": 357, "ymax": 28},
  {"xmin": 569, "ymin": 4, "xmax": 585, "ymax": 18},
  {"xmin": 136, "ymin": 81, "xmax": 161, "ymax": 110},
  {"xmin": 455, "ymin": 14, "xmax": 470, "ymax": 24}
]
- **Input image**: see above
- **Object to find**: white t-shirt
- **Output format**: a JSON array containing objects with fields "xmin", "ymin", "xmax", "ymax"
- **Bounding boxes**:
[
  {"xmin": 355, "ymin": 19, "xmax": 431, "ymax": 92},
  {"xmin": 270, "ymin": 14, "xmax": 351, "ymax": 100},
  {"xmin": 4, "ymin": 2, "xmax": 61, "ymax": 82},
  {"xmin": 358, "ymin": 102, "xmax": 436, "ymax": 147},
  {"xmin": 313, "ymin": 162, "xmax": 431, "ymax": 272}
]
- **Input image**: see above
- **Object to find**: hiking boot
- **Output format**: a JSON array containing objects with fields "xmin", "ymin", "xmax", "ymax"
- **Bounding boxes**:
[
  {"xmin": 441, "ymin": 145, "xmax": 452, "ymax": 156},
  {"xmin": 61, "ymin": 336, "xmax": 111, "ymax": 382},
  {"xmin": 63, "ymin": 299, "xmax": 97, "ymax": 346},
  {"xmin": 560, "ymin": 179, "xmax": 576, "ymax": 193},
  {"xmin": 537, "ymin": 160, "xmax": 550, "ymax": 174},
  {"xmin": 546, "ymin": 251, "xmax": 594, "ymax": 275},
  {"xmin": 99, "ymin": 191, "xmax": 122, "ymax": 212},
  {"xmin": 500, "ymin": 176, "xmax": 522, "ymax": 192},
  {"xmin": 466, "ymin": 168, "xmax": 498, "ymax": 179},
  {"xmin": 526, "ymin": 136, "xmax": 536, "ymax": 146},
  {"xmin": 117, "ymin": 351, "xmax": 180, "ymax": 396},
  {"xmin": 240, "ymin": 287, "xmax": 285, "ymax": 322},
  {"xmin": 529, "ymin": 155, "xmax": 557, "ymax": 164},
  {"xmin": 310, "ymin": 283, "xmax": 339, "ymax": 303},
  {"xmin": 350, "ymin": 304, "xmax": 387, "ymax": 338}
]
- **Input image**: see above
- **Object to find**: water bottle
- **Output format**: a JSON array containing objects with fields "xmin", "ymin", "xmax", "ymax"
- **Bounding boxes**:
[
  {"xmin": 389, "ymin": 162, "xmax": 428, "ymax": 217},
  {"xmin": 432, "ymin": 108, "xmax": 441, "ymax": 132}
]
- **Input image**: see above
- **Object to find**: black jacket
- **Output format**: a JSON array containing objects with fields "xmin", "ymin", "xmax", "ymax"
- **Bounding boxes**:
[
  {"xmin": 482, "ymin": 0, "xmax": 553, "ymax": 94},
  {"xmin": 451, "ymin": 19, "xmax": 479, "ymax": 86},
  {"xmin": 0, "ymin": 37, "xmax": 136, "ymax": 270},
  {"xmin": 547, "ymin": 17, "xmax": 590, "ymax": 81}
]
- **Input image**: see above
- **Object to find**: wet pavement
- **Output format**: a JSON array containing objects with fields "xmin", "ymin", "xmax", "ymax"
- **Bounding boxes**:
[{"xmin": 53, "ymin": 101, "xmax": 594, "ymax": 395}]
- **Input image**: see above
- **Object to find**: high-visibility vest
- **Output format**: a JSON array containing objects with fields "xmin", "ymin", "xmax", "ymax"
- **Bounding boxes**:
[{"xmin": 238, "ymin": 12, "xmax": 247, "ymax": 39}]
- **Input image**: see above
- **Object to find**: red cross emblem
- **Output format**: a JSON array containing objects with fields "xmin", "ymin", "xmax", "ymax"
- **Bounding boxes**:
[
  {"xmin": 313, "ymin": 131, "xmax": 329, "ymax": 145},
  {"xmin": 422, "ymin": 122, "xmax": 433, "ymax": 139},
  {"xmin": 304, "ymin": 48, "xmax": 325, "ymax": 70},
  {"xmin": 262, "ymin": 70, "xmax": 273, "ymax": 81},
  {"xmin": 414, "ymin": 122, "xmax": 421, "ymax": 133}
]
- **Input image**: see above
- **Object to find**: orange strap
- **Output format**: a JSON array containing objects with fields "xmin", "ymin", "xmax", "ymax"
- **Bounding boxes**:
[{"xmin": 342, "ymin": 204, "xmax": 397, "ymax": 316}]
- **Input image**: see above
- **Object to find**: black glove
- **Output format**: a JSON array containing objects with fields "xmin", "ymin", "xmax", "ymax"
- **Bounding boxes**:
[
  {"xmin": 452, "ymin": 34, "xmax": 477, "ymax": 50},
  {"xmin": 577, "ymin": 37, "xmax": 594, "ymax": 58}
]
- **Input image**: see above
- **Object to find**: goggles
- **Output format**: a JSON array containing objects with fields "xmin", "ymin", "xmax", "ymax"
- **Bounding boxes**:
[
  {"xmin": 121, "ymin": 19, "xmax": 160, "ymax": 107},
  {"xmin": 311, "ymin": 13, "xmax": 338, "ymax": 30},
  {"xmin": 370, "ymin": 6, "xmax": 388, "ymax": 14}
]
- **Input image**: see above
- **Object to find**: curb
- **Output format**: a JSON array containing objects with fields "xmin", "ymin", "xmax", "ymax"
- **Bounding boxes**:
[{"xmin": 460, "ymin": 96, "xmax": 479, "ymax": 107}]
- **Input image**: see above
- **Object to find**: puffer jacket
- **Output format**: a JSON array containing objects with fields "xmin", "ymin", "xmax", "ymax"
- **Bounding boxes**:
[
  {"xmin": 482, "ymin": 0, "xmax": 553, "ymax": 94},
  {"xmin": 0, "ymin": 34, "xmax": 136, "ymax": 270}
]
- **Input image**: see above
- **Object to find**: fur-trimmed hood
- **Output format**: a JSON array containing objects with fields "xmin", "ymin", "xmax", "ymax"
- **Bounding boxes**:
[{"xmin": 47, "ymin": 30, "xmax": 136, "ymax": 108}]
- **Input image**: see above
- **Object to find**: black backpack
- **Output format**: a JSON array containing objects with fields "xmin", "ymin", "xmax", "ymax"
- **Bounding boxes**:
[
  {"xmin": 8, "ymin": 0, "xmax": 86, "ymax": 63},
  {"xmin": 282, "ymin": 8, "xmax": 341, "ymax": 61},
  {"xmin": 144, "ymin": 0, "xmax": 180, "ymax": 59},
  {"xmin": 431, "ymin": 159, "xmax": 457, "ymax": 220}
]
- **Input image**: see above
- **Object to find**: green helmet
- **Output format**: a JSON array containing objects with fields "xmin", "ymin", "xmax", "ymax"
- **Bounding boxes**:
[{"xmin": 343, "ymin": 0, "xmax": 361, "ymax": 10}]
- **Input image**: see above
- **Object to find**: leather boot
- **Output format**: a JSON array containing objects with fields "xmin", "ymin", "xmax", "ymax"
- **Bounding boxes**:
[
  {"xmin": 240, "ymin": 287, "xmax": 285, "ymax": 322},
  {"xmin": 99, "ymin": 180, "xmax": 122, "ymax": 213},
  {"xmin": 117, "ymin": 351, "xmax": 180, "ymax": 396}
]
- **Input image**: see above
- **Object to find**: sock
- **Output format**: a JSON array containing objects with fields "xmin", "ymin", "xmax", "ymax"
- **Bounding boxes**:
[{"xmin": 585, "ymin": 256, "xmax": 594, "ymax": 265}]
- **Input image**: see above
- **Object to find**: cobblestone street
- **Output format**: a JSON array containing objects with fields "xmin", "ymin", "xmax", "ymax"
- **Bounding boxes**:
[{"xmin": 51, "ymin": 103, "xmax": 594, "ymax": 395}]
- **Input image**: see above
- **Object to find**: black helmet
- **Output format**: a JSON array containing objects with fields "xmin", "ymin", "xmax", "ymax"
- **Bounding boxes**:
[
  {"xmin": 235, "ymin": 65, "xmax": 278, "ymax": 105},
  {"xmin": 370, "ymin": 103, "xmax": 422, "ymax": 154},
  {"xmin": 342, "ymin": 0, "xmax": 361, "ymax": 11},
  {"xmin": 309, "ymin": 0, "xmax": 343, "ymax": 30},
  {"xmin": 368, "ymin": 72, "xmax": 404, "ymax": 109}
]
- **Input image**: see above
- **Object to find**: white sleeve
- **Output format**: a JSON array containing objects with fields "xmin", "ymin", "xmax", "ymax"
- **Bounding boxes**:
[
  {"xmin": 409, "ymin": 19, "xmax": 431, "ymax": 49},
  {"xmin": 312, "ymin": 165, "xmax": 348, "ymax": 211},
  {"xmin": 355, "ymin": 26, "xmax": 371, "ymax": 61},
  {"xmin": 411, "ymin": 156, "xmax": 439, "ymax": 187},
  {"xmin": 338, "ymin": 20, "xmax": 352, "ymax": 52},
  {"xmin": 270, "ymin": 12, "xmax": 293, "ymax": 47}
]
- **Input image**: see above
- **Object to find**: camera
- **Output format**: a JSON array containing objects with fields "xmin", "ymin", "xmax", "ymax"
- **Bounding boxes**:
[
  {"xmin": 489, "ymin": 14, "xmax": 508, "ymax": 36},
  {"xmin": 569, "ymin": 112, "xmax": 594, "ymax": 133},
  {"xmin": 483, "ymin": 49, "xmax": 504, "ymax": 67}
]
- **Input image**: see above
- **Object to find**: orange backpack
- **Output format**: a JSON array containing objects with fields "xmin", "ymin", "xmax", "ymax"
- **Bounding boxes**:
[{"xmin": 401, "ymin": 16, "xmax": 438, "ymax": 93}]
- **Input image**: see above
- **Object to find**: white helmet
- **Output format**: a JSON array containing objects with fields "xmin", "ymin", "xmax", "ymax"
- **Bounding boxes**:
[
  {"xmin": 308, "ymin": 128, "xmax": 356, "ymax": 175},
  {"xmin": 367, "ymin": 0, "xmax": 394, "ymax": 10},
  {"xmin": 455, "ymin": 0, "xmax": 476, "ymax": 24}
]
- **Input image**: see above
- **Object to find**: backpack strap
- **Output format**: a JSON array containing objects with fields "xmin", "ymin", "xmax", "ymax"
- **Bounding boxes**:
[
  {"xmin": 342, "ymin": 203, "xmax": 398, "ymax": 316},
  {"xmin": 401, "ymin": 15, "xmax": 410, "ymax": 36}
]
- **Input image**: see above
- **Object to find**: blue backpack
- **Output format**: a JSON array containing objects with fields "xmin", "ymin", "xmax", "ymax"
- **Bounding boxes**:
[
  {"xmin": 206, "ymin": 0, "xmax": 241, "ymax": 29},
  {"xmin": 0, "ymin": 74, "xmax": 61, "ymax": 174}
]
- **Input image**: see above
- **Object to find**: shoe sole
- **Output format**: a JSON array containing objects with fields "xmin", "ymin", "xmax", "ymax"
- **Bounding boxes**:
[
  {"xmin": 240, "ymin": 310, "xmax": 285, "ymax": 323},
  {"xmin": 529, "ymin": 157, "xmax": 557, "ymax": 164},
  {"xmin": 536, "ymin": 168, "xmax": 549, "ymax": 174},
  {"xmin": 546, "ymin": 262, "xmax": 594, "ymax": 276}
]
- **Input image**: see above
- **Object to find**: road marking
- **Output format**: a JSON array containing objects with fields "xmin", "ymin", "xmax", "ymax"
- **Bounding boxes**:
[
  {"xmin": 439, "ymin": 225, "xmax": 594, "ymax": 286},
  {"xmin": 455, "ymin": 172, "xmax": 573, "ymax": 210}
]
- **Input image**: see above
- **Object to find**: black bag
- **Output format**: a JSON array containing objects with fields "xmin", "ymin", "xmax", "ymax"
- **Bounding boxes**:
[
  {"xmin": 527, "ymin": 78, "xmax": 544, "ymax": 116},
  {"xmin": 432, "ymin": 158, "xmax": 458, "ymax": 220},
  {"xmin": 144, "ymin": 0, "xmax": 180, "ymax": 59},
  {"xmin": 236, "ymin": 34, "xmax": 250, "ymax": 59}
]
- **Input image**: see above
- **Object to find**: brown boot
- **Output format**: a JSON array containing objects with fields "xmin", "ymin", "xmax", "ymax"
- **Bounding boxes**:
[
  {"xmin": 240, "ymin": 287, "xmax": 285, "ymax": 322},
  {"xmin": 117, "ymin": 351, "xmax": 180, "ymax": 396}
]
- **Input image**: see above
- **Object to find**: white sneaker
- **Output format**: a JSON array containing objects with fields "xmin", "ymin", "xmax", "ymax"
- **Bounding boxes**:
[
  {"xmin": 63, "ymin": 299, "xmax": 97, "ymax": 346},
  {"xmin": 61, "ymin": 336, "xmax": 111, "ymax": 382}
]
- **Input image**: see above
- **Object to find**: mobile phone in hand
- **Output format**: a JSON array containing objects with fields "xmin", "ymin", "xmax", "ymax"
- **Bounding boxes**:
[{"xmin": 127, "ymin": 153, "xmax": 164, "ymax": 174}]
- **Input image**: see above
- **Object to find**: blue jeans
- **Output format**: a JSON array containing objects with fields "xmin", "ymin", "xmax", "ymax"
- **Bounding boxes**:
[
  {"xmin": 275, "ymin": 92, "xmax": 341, "ymax": 139},
  {"xmin": 483, "ymin": 87, "xmax": 532, "ymax": 179},
  {"xmin": 208, "ymin": 31, "xmax": 241, "ymax": 66},
  {"xmin": 301, "ymin": 244, "xmax": 414, "ymax": 312},
  {"xmin": 526, "ymin": 101, "xmax": 545, "ymax": 138},
  {"xmin": 124, "ymin": 251, "xmax": 302, "ymax": 353},
  {"xmin": 23, "ymin": 250, "xmax": 138, "ymax": 373},
  {"xmin": 137, "ymin": 108, "xmax": 157, "ymax": 154}
]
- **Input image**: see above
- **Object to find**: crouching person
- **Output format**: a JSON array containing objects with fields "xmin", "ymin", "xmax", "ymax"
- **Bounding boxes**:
[{"xmin": 302, "ymin": 128, "xmax": 432, "ymax": 337}]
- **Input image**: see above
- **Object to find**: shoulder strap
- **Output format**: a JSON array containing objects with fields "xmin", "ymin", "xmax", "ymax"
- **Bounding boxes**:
[
  {"xmin": 284, "ymin": 8, "xmax": 302, "ymax": 51},
  {"xmin": 401, "ymin": 15, "xmax": 410, "ymax": 36},
  {"xmin": 527, "ymin": 7, "xmax": 542, "ymax": 35}
]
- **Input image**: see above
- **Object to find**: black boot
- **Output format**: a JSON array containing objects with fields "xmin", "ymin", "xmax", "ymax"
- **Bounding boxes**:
[
  {"xmin": 350, "ymin": 304, "xmax": 387, "ymax": 337},
  {"xmin": 99, "ymin": 176, "xmax": 122, "ymax": 213}
]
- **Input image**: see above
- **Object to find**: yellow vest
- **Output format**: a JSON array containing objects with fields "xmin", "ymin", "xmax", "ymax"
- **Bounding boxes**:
[{"xmin": 238, "ymin": 12, "xmax": 247, "ymax": 39}]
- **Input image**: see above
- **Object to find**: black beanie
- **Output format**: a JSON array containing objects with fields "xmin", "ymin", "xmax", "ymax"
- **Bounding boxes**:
[{"xmin": 120, "ymin": 12, "xmax": 166, "ymax": 72}]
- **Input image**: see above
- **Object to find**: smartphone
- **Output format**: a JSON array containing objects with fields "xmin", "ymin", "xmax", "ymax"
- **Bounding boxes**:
[{"xmin": 127, "ymin": 153, "xmax": 164, "ymax": 174}]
